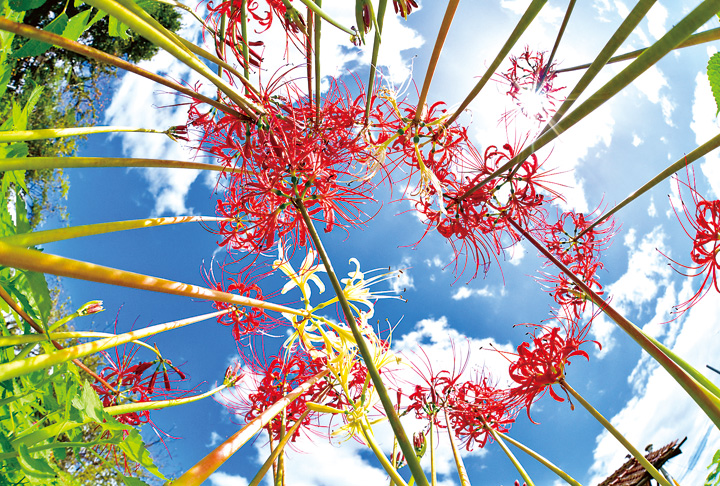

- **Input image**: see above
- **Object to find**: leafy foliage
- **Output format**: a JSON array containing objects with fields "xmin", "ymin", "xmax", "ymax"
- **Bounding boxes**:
[
  {"xmin": 707, "ymin": 449, "xmax": 720, "ymax": 486},
  {"xmin": 707, "ymin": 52, "xmax": 720, "ymax": 115}
]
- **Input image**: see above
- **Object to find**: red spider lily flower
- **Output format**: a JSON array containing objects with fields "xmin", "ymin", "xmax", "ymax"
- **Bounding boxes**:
[
  {"xmin": 667, "ymin": 171, "xmax": 720, "ymax": 315},
  {"xmin": 219, "ymin": 351, "xmax": 327, "ymax": 442},
  {"xmin": 503, "ymin": 315, "xmax": 600, "ymax": 420},
  {"xmin": 541, "ymin": 209, "xmax": 616, "ymax": 270},
  {"xmin": 204, "ymin": 79, "xmax": 380, "ymax": 253},
  {"xmin": 202, "ymin": 260, "xmax": 281, "ymax": 339},
  {"xmin": 498, "ymin": 47, "xmax": 565, "ymax": 122},
  {"xmin": 446, "ymin": 374, "xmax": 517, "ymax": 451},
  {"xmin": 393, "ymin": 0, "xmax": 418, "ymax": 18}
]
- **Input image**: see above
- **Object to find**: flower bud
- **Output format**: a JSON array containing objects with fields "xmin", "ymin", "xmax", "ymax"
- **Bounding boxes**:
[{"xmin": 77, "ymin": 300, "xmax": 104, "ymax": 316}]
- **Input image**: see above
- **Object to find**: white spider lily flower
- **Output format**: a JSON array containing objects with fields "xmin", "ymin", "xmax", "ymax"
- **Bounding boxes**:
[
  {"xmin": 340, "ymin": 258, "xmax": 405, "ymax": 319},
  {"xmin": 273, "ymin": 242, "xmax": 326, "ymax": 303}
]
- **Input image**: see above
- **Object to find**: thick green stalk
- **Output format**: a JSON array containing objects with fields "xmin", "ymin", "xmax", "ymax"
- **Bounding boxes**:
[
  {"xmin": 240, "ymin": 0, "xmax": 250, "ymax": 79},
  {"xmin": 457, "ymin": 0, "xmax": 720, "ymax": 203},
  {"xmin": 105, "ymin": 383, "xmax": 227, "ymax": 415},
  {"xmin": 479, "ymin": 415, "xmax": 535, "ymax": 486},
  {"xmin": 294, "ymin": 198, "xmax": 430, "ymax": 486},
  {"xmin": 0, "ymin": 156, "xmax": 244, "ymax": 173},
  {"xmin": 541, "ymin": 0, "xmax": 656, "ymax": 136},
  {"xmin": 413, "ymin": 0, "xmax": 460, "ymax": 124},
  {"xmin": 248, "ymin": 410, "xmax": 311, "ymax": 486},
  {"xmin": 0, "ymin": 17, "xmax": 244, "ymax": 119},
  {"xmin": 0, "ymin": 439, "xmax": 120, "ymax": 461},
  {"xmin": 560, "ymin": 379, "xmax": 671, "ymax": 486},
  {"xmin": 0, "ymin": 331, "xmax": 156, "ymax": 352},
  {"xmin": 87, "ymin": 0, "xmax": 262, "ymax": 117},
  {"xmin": 0, "ymin": 242, "xmax": 308, "ymax": 317},
  {"xmin": 314, "ymin": 0, "xmax": 322, "ymax": 122},
  {"xmin": 577, "ymin": 132, "xmax": 720, "ymax": 238},
  {"xmin": 496, "ymin": 431, "xmax": 582, "ymax": 486},
  {"xmin": 556, "ymin": 26, "xmax": 720, "ymax": 74},
  {"xmin": 360, "ymin": 420, "xmax": 409, "ymax": 486},
  {"xmin": 507, "ymin": 218, "xmax": 720, "ymax": 429},
  {"xmin": 295, "ymin": 0, "xmax": 355, "ymax": 35},
  {"xmin": 0, "ymin": 310, "xmax": 228, "ymax": 382},
  {"xmin": 0, "ymin": 127, "xmax": 165, "ymax": 142},
  {"xmin": 276, "ymin": 410, "xmax": 286, "ymax": 486},
  {"xmin": 365, "ymin": 0, "xmax": 388, "ymax": 120},
  {"xmin": 541, "ymin": 0, "xmax": 575, "ymax": 82},
  {"xmin": 429, "ymin": 419, "xmax": 436, "ymax": 486},
  {"xmin": 443, "ymin": 408, "xmax": 471, "ymax": 486},
  {"xmin": 171, "ymin": 369, "xmax": 329, "ymax": 486},
  {"xmin": 1, "ymin": 216, "xmax": 228, "ymax": 247},
  {"xmin": 443, "ymin": 0, "xmax": 547, "ymax": 127}
]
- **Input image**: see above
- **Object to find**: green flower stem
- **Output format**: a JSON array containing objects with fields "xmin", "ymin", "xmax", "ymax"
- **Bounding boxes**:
[
  {"xmin": 541, "ymin": 0, "xmax": 656, "ymax": 136},
  {"xmin": 556, "ymin": 26, "xmax": 720, "ymax": 74},
  {"xmin": 295, "ymin": 0, "xmax": 355, "ymax": 36},
  {"xmin": 0, "ymin": 310, "xmax": 228, "ymax": 382},
  {"xmin": 0, "ymin": 127, "xmax": 165, "ymax": 143},
  {"xmin": 0, "ymin": 242, "xmax": 308, "ymax": 317},
  {"xmin": 413, "ymin": 0, "xmax": 460, "ymax": 124},
  {"xmin": 248, "ymin": 410, "xmax": 311, "ymax": 486},
  {"xmin": 429, "ymin": 418, "xmax": 437, "ymax": 486},
  {"xmin": 314, "ymin": 0, "xmax": 322, "ymax": 121},
  {"xmin": 0, "ymin": 156, "xmax": 245, "ymax": 173},
  {"xmin": 364, "ymin": 0, "xmax": 388, "ymax": 120},
  {"xmin": 1, "ymin": 216, "xmax": 229, "ymax": 247},
  {"xmin": 276, "ymin": 410, "xmax": 286, "ymax": 486},
  {"xmin": 577, "ymin": 132, "xmax": 720, "ymax": 239},
  {"xmin": 0, "ymin": 286, "xmax": 115, "ymax": 391},
  {"xmin": 0, "ymin": 331, "xmax": 156, "ymax": 354},
  {"xmin": 559, "ymin": 379, "xmax": 671, "ymax": 486},
  {"xmin": 360, "ymin": 420, "xmax": 410, "ymax": 486},
  {"xmin": 495, "ymin": 431, "xmax": 582, "ymax": 486},
  {"xmin": 239, "ymin": 0, "xmax": 250, "ymax": 80},
  {"xmin": 171, "ymin": 369, "xmax": 329, "ymax": 486},
  {"xmin": 507, "ymin": 218, "xmax": 720, "ymax": 429},
  {"xmin": 443, "ymin": 408, "xmax": 471, "ymax": 486},
  {"xmin": 542, "ymin": 0, "xmax": 575, "ymax": 81},
  {"xmin": 457, "ymin": 0, "xmax": 720, "ymax": 204},
  {"xmin": 479, "ymin": 415, "xmax": 535, "ymax": 486},
  {"xmin": 294, "ymin": 198, "xmax": 430, "ymax": 486},
  {"xmin": 105, "ymin": 382, "xmax": 227, "ymax": 416},
  {"xmin": 89, "ymin": 0, "xmax": 263, "ymax": 118},
  {"xmin": 443, "ymin": 0, "xmax": 547, "ymax": 128},
  {"xmin": 217, "ymin": 13, "xmax": 227, "ymax": 80},
  {"xmin": 0, "ymin": 17, "xmax": 244, "ymax": 119}
]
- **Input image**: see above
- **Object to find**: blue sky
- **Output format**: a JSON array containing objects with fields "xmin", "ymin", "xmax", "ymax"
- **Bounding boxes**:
[{"xmin": 37, "ymin": 1, "xmax": 720, "ymax": 484}]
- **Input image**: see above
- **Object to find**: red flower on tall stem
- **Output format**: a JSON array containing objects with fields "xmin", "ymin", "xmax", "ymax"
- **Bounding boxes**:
[{"xmin": 668, "ymin": 171, "xmax": 720, "ymax": 314}]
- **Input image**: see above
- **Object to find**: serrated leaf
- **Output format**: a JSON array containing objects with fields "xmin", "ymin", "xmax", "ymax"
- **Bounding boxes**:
[
  {"xmin": 108, "ymin": 15, "xmax": 131, "ymax": 40},
  {"xmin": 8, "ymin": 0, "xmax": 46, "ymax": 11},
  {"xmin": 15, "ymin": 192, "xmax": 29, "ymax": 236},
  {"xmin": 3, "ymin": 143, "xmax": 29, "ymax": 159},
  {"xmin": 21, "ymin": 270, "xmax": 51, "ymax": 325},
  {"xmin": 16, "ymin": 444, "xmax": 57, "ymax": 479},
  {"xmin": 71, "ymin": 381, "xmax": 129, "ymax": 432},
  {"xmin": 62, "ymin": 9, "xmax": 92, "ymax": 42},
  {"xmin": 118, "ymin": 429, "xmax": 166, "ymax": 480},
  {"xmin": 708, "ymin": 52, "xmax": 720, "ymax": 116},
  {"xmin": 12, "ymin": 12, "xmax": 68, "ymax": 58}
]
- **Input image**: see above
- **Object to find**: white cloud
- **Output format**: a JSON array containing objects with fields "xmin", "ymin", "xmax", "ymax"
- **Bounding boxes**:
[
  {"xmin": 391, "ymin": 257, "xmax": 416, "ymax": 293},
  {"xmin": 209, "ymin": 471, "xmax": 250, "ymax": 486},
  {"xmin": 451, "ymin": 286, "xmax": 495, "ymax": 300},
  {"xmin": 632, "ymin": 133, "xmax": 643, "ymax": 147},
  {"xmin": 646, "ymin": 2, "xmax": 668, "ymax": 40},
  {"xmin": 647, "ymin": 196, "xmax": 657, "ymax": 217},
  {"xmin": 206, "ymin": 431, "xmax": 223, "ymax": 448}
]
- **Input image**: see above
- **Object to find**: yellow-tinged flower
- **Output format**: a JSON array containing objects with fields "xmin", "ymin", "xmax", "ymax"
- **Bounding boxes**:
[
  {"xmin": 273, "ymin": 242, "xmax": 326, "ymax": 304},
  {"xmin": 339, "ymin": 258, "xmax": 404, "ymax": 319}
]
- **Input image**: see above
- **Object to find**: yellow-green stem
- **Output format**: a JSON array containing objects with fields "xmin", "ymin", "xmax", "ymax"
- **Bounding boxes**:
[
  {"xmin": 0, "ymin": 332, "xmax": 157, "ymax": 356},
  {"xmin": 559, "ymin": 379, "xmax": 671, "ymax": 486},
  {"xmin": 248, "ymin": 410, "xmax": 311, "ymax": 486},
  {"xmin": 496, "ymin": 431, "xmax": 582, "ymax": 486},
  {"xmin": 105, "ymin": 383, "xmax": 227, "ymax": 416},
  {"xmin": 0, "ymin": 156, "xmax": 246, "ymax": 173},
  {"xmin": 276, "ymin": 409, "xmax": 286, "ymax": 486},
  {"xmin": 429, "ymin": 418, "xmax": 436, "ymax": 486},
  {"xmin": 479, "ymin": 415, "xmax": 535, "ymax": 486},
  {"xmin": 294, "ymin": 198, "xmax": 430, "ymax": 486},
  {"xmin": 0, "ymin": 127, "xmax": 165, "ymax": 142},
  {"xmin": 171, "ymin": 369, "xmax": 329, "ymax": 486},
  {"xmin": 0, "ymin": 310, "xmax": 228, "ymax": 382},
  {"xmin": 365, "ymin": 0, "xmax": 388, "ymax": 121},
  {"xmin": 0, "ymin": 242, "xmax": 307, "ymax": 317},
  {"xmin": 413, "ymin": 0, "xmax": 460, "ymax": 124},
  {"xmin": 443, "ymin": 408, "xmax": 471, "ymax": 486},
  {"xmin": 556, "ymin": 26, "xmax": 720, "ymax": 74},
  {"xmin": 1, "ymin": 216, "xmax": 229, "ymax": 247}
]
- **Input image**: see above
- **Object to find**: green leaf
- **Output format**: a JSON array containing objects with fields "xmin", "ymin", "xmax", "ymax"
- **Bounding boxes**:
[
  {"xmin": 71, "ymin": 381, "xmax": 128, "ymax": 432},
  {"xmin": 118, "ymin": 429, "xmax": 166, "ymax": 480},
  {"xmin": 120, "ymin": 475, "xmax": 151, "ymax": 486},
  {"xmin": 3, "ymin": 143, "xmax": 29, "ymax": 159},
  {"xmin": 62, "ymin": 9, "xmax": 93, "ymax": 42},
  {"xmin": 8, "ymin": 0, "xmax": 46, "ymax": 11},
  {"xmin": 21, "ymin": 270, "xmax": 51, "ymax": 325},
  {"xmin": 16, "ymin": 444, "xmax": 57, "ymax": 479},
  {"xmin": 708, "ymin": 52, "xmax": 720, "ymax": 116},
  {"xmin": 12, "ymin": 12, "xmax": 68, "ymax": 58},
  {"xmin": 108, "ymin": 15, "xmax": 131, "ymax": 40}
]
